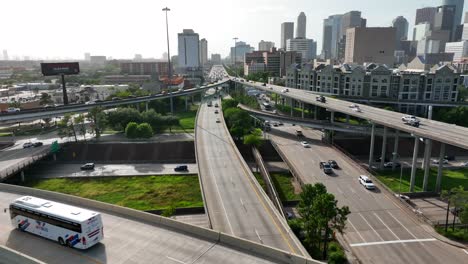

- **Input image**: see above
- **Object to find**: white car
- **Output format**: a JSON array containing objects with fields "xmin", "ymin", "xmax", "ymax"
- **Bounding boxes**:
[
  {"xmin": 349, "ymin": 104, "xmax": 358, "ymax": 108},
  {"xmin": 7, "ymin": 107, "xmax": 20, "ymax": 113},
  {"xmin": 402, "ymin": 115, "xmax": 419, "ymax": 122},
  {"xmin": 353, "ymin": 107, "xmax": 362, "ymax": 113},
  {"xmin": 359, "ymin": 175, "xmax": 375, "ymax": 190},
  {"xmin": 462, "ymin": 162, "xmax": 468, "ymax": 167},
  {"xmin": 432, "ymin": 159, "xmax": 448, "ymax": 164},
  {"xmin": 281, "ymin": 88, "xmax": 289, "ymax": 93},
  {"xmin": 301, "ymin": 141, "xmax": 311, "ymax": 148}
]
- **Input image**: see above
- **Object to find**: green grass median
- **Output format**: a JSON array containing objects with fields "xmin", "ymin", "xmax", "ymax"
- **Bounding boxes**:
[
  {"xmin": 254, "ymin": 172, "xmax": 300, "ymax": 201},
  {"xmin": 24, "ymin": 175, "xmax": 203, "ymax": 211}
]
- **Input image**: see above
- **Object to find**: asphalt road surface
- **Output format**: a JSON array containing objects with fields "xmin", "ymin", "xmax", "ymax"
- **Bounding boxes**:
[
  {"xmin": 195, "ymin": 97, "xmax": 307, "ymax": 256},
  {"xmin": 0, "ymin": 191, "xmax": 284, "ymax": 264},
  {"xmin": 268, "ymin": 126, "xmax": 467, "ymax": 263}
]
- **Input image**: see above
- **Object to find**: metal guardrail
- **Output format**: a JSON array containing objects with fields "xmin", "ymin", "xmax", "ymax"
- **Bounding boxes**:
[{"xmin": 252, "ymin": 147, "xmax": 285, "ymax": 219}]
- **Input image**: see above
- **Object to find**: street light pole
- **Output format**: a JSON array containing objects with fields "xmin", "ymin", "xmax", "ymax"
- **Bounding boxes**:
[{"xmin": 162, "ymin": 7, "xmax": 172, "ymax": 83}]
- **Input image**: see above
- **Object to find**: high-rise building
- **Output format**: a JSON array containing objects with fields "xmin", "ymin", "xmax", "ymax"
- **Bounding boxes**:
[
  {"xmin": 3, "ymin": 50, "xmax": 9, "ymax": 60},
  {"xmin": 120, "ymin": 61, "xmax": 170, "ymax": 76},
  {"xmin": 393, "ymin": 16, "xmax": 409, "ymax": 41},
  {"xmin": 322, "ymin": 15, "xmax": 343, "ymax": 59},
  {"xmin": 84, "ymin": 52, "xmax": 91, "ymax": 61},
  {"xmin": 211, "ymin": 54, "xmax": 221, "ymax": 64},
  {"xmin": 281, "ymin": 22, "xmax": 294, "ymax": 49},
  {"xmin": 258, "ymin": 40, "xmax": 275, "ymax": 51},
  {"xmin": 296, "ymin": 12, "xmax": 306, "ymax": 39},
  {"xmin": 286, "ymin": 38, "xmax": 317, "ymax": 61},
  {"xmin": 338, "ymin": 11, "xmax": 367, "ymax": 61},
  {"xmin": 230, "ymin": 41, "xmax": 254, "ymax": 63},
  {"xmin": 434, "ymin": 5, "xmax": 456, "ymax": 41},
  {"xmin": 413, "ymin": 23, "xmax": 432, "ymax": 41},
  {"xmin": 445, "ymin": 41, "xmax": 468, "ymax": 62},
  {"xmin": 90, "ymin": 56, "xmax": 107, "ymax": 66},
  {"xmin": 177, "ymin": 29, "xmax": 200, "ymax": 69},
  {"xmin": 443, "ymin": 0, "xmax": 465, "ymax": 40},
  {"xmin": 415, "ymin": 7, "xmax": 437, "ymax": 26},
  {"xmin": 344, "ymin": 27, "xmax": 396, "ymax": 66},
  {"xmin": 134, "ymin": 54, "xmax": 143, "ymax": 61},
  {"xmin": 199, "ymin": 38, "xmax": 208, "ymax": 66}
]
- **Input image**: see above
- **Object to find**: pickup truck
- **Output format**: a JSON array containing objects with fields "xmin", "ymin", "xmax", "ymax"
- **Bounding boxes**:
[
  {"xmin": 320, "ymin": 162, "xmax": 333, "ymax": 174},
  {"xmin": 402, "ymin": 115, "xmax": 420, "ymax": 127}
]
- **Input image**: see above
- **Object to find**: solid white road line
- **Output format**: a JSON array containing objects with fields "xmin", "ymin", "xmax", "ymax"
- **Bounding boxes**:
[
  {"xmin": 359, "ymin": 213, "xmax": 384, "ymax": 241},
  {"xmin": 255, "ymin": 228, "xmax": 263, "ymax": 244},
  {"xmin": 374, "ymin": 213, "xmax": 400, "ymax": 240},
  {"xmin": 350, "ymin": 238, "xmax": 437, "ymax": 247},
  {"xmin": 387, "ymin": 211, "xmax": 418, "ymax": 239},
  {"xmin": 463, "ymin": 249, "xmax": 468, "ymax": 255},
  {"xmin": 347, "ymin": 218, "xmax": 366, "ymax": 243},
  {"xmin": 166, "ymin": 256, "xmax": 187, "ymax": 264}
]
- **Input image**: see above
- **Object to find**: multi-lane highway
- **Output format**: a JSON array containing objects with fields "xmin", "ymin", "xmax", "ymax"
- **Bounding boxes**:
[
  {"xmin": 268, "ymin": 126, "xmax": 467, "ymax": 263},
  {"xmin": 0, "ymin": 190, "xmax": 300, "ymax": 264},
  {"xmin": 238, "ymin": 80, "xmax": 468, "ymax": 150}
]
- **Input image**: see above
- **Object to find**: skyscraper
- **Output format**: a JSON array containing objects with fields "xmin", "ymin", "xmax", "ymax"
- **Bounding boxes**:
[
  {"xmin": 443, "ymin": 0, "xmax": 465, "ymax": 40},
  {"xmin": 296, "ymin": 12, "xmax": 306, "ymax": 39},
  {"xmin": 338, "ymin": 11, "xmax": 366, "ymax": 61},
  {"xmin": 281, "ymin": 22, "xmax": 294, "ymax": 49},
  {"xmin": 345, "ymin": 27, "xmax": 396, "ymax": 66},
  {"xmin": 322, "ymin": 15, "xmax": 343, "ymax": 59},
  {"xmin": 3, "ymin": 50, "xmax": 9, "ymax": 60},
  {"xmin": 258, "ymin": 40, "xmax": 275, "ymax": 51},
  {"xmin": 286, "ymin": 38, "xmax": 316, "ymax": 61},
  {"xmin": 415, "ymin": 7, "xmax": 437, "ymax": 27},
  {"xmin": 177, "ymin": 29, "xmax": 200, "ymax": 69},
  {"xmin": 434, "ymin": 5, "xmax": 456, "ymax": 40},
  {"xmin": 199, "ymin": 38, "xmax": 208, "ymax": 66},
  {"xmin": 393, "ymin": 16, "xmax": 409, "ymax": 50},
  {"xmin": 84, "ymin": 52, "xmax": 91, "ymax": 61}
]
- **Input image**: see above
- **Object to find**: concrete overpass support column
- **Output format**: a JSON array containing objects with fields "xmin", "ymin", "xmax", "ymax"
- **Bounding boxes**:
[
  {"xmin": 392, "ymin": 130, "xmax": 400, "ymax": 171},
  {"xmin": 435, "ymin": 143, "xmax": 445, "ymax": 193},
  {"xmin": 330, "ymin": 111, "xmax": 335, "ymax": 124},
  {"xmin": 301, "ymin": 102, "xmax": 305, "ymax": 119},
  {"xmin": 368, "ymin": 123, "xmax": 376, "ymax": 168},
  {"xmin": 314, "ymin": 105, "xmax": 317, "ymax": 120},
  {"xmin": 410, "ymin": 137, "xmax": 420, "ymax": 192},
  {"xmin": 185, "ymin": 96, "xmax": 188, "ymax": 111},
  {"xmin": 20, "ymin": 171, "xmax": 25, "ymax": 183},
  {"xmin": 170, "ymin": 97, "xmax": 174, "ymax": 114},
  {"xmin": 145, "ymin": 102, "xmax": 149, "ymax": 112},
  {"xmin": 422, "ymin": 139, "xmax": 432, "ymax": 191},
  {"xmin": 380, "ymin": 127, "xmax": 388, "ymax": 169},
  {"xmin": 346, "ymin": 115, "xmax": 350, "ymax": 123},
  {"xmin": 136, "ymin": 103, "xmax": 140, "ymax": 112},
  {"xmin": 290, "ymin": 99, "xmax": 293, "ymax": 117}
]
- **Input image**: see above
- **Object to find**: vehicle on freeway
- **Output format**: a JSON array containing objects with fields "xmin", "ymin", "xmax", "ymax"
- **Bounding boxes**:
[
  {"xmin": 402, "ymin": 115, "xmax": 420, "ymax": 127},
  {"xmin": 214, "ymin": 109, "xmax": 219, "ymax": 114},
  {"xmin": 359, "ymin": 175, "xmax": 376, "ymax": 190},
  {"xmin": 301, "ymin": 141, "xmax": 311, "ymax": 148},
  {"xmin": 328, "ymin": 160, "xmax": 339, "ymax": 169},
  {"xmin": 32, "ymin": 141, "xmax": 43, "ymax": 147},
  {"xmin": 85, "ymin": 101, "xmax": 96, "ymax": 105},
  {"xmin": 281, "ymin": 88, "xmax": 289, "ymax": 93},
  {"xmin": 432, "ymin": 159, "xmax": 449, "ymax": 164},
  {"xmin": 320, "ymin": 162, "xmax": 333, "ymax": 174},
  {"xmin": 43, "ymin": 104, "xmax": 56, "ymax": 108},
  {"xmin": 349, "ymin": 104, "xmax": 358, "ymax": 108},
  {"xmin": 214, "ymin": 103, "xmax": 219, "ymax": 108},
  {"xmin": 23, "ymin": 142, "xmax": 33, "ymax": 148},
  {"xmin": 7, "ymin": 107, "xmax": 20, "ymax": 113},
  {"xmin": 95, "ymin": 99, "xmax": 103, "ymax": 103},
  {"xmin": 353, "ymin": 106, "xmax": 362, "ymax": 113},
  {"xmin": 384, "ymin": 161, "xmax": 401, "ymax": 168},
  {"xmin": 462, "ymin": 161, "xmax": 468, "ymax": 167},
  {"xmin": 216, "ymin": 118, "xmax": 221, "ymax": 123},
  {"xmin": 316, "ymin": 95, "xmax": 326, "ymax": 103},
  {"xmin": 80, "ymin": 163, "xmax": 95, "ymax": 170},
  {"xmin": 262, "ymin": 102, "xmax": 272, "ymax": 110},
  {"xmin": 207, "ymin": 102, "xmax": 213, "ymax": 107},
  {"xmin": 262, "ymin": 83, "xmax": 267, "ymax": 86},
  {"xmin": 296, "ymin": 130, "xmax": 303, "ymax": 137},
  {"xmin": 444, "ymin": 155, "xmax": 456, "ymax": 161},
  {"xmin": 9, "ymin": 196, "xmax": 103, "ymax": 249},
  {"xmin": 174, "ymin": 165, "xmax": 188, "ymax": 172}
]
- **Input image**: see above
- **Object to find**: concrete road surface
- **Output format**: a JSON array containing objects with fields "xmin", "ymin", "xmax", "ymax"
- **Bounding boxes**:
[
  {"xmin": 268, "ymin": 126, "xmax": 468, "ymax": 264},
  {"xmin": 0, "ymin": 191, "xmax": 281, "ymax": 264},
  {"xmin": 29, "ymin": 163, "xmax": 198, "ymax": 178},
  {"xmin": 196, "ymin": 97, "xmax": 307, "ymax": 256}
]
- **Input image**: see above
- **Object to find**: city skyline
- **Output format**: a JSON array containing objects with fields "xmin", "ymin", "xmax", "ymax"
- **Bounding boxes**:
[{"xmin": 1, "ymin": 0, "xmax": 466, "ymax": 60}]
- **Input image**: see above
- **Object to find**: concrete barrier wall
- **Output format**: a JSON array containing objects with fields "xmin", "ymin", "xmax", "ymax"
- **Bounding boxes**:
[
  {"xmin": 0, "ymin": 184, "xmax": 318, "ymax": 263},
  {"xmin": 0, "ymin": 245, "xmax": 45, "ymax": 264}
]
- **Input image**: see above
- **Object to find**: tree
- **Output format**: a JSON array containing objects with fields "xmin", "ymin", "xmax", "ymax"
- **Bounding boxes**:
[
  {"xmin": 243, "ymin": 128, "xmax": 263, "ymax": 148},
  {"xmin": 441, "ymin": 186, "xmax": 468, "ymax": 231},
  {"xmin": 57, "ymin": 113, "xmax": 78, "ymax": 142},
  {"xmin": 141, "ymin": 109, "xmax": 163, "ymax": 132},
  {"xmin": 74, "ymin": 114, "xmax": 87, "ymax": 141},
  {"xmin": 137, "ymin": 123, "xmax": 153, "ymax": 138},
  {"xmin": 87, "ymin": 107, "xmax": 106, "ymax": 139},
  {"xmin": 125, "ymin": 122, "xmax": 139, "ymax": 138},
  {"xmin": 298, "ymin": 183, "xmax": 350, "ymax": 258},
  {"xmin": 222, "ymin": 99, "xmax": 239, "ymax": 109},
  {"xmin": 107, "ymin": 107, "xmax": 142, "ymax": 131},
  {"xmin": 39, "ymin": 92, "xmax": 53, "ymax": 105},
  {"xmin": 457, "ymin": 85, "xmax": 468, "ymax": 101}
]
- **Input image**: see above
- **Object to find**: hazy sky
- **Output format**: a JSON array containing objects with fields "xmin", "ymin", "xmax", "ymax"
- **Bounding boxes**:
[{"xmin": 1, "ymin": 0, "xmax": 467, "ymax": 60}]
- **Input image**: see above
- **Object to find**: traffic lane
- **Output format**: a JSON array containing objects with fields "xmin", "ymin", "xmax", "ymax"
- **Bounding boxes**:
[
  {"xmin": 0, "ymin": 191, "xmax": 277, "ymax": 264},
  {"xmin": 197, "ymin": 101, "xmax": 301, "ymax": 254},
  {"xmin": 30, "ymin": 163, "xmax": 198, "ymax": 178}
]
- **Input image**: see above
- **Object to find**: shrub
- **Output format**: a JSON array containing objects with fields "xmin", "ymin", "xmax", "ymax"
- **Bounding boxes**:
[
  {"xmin": 125, "ymin": 122, "xmax": 138, "ymax": 138},
  {"xmin": 328, "ymin": 251, "xmax": 347, "ymax": 264},
  {"xmin": 136, "ymin": 123, "xmax": 153, "ymax": 138}
]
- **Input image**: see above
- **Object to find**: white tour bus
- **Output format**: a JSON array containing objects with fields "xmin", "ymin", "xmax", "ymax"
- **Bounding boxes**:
[{"xmin": 9, "ymin": 196, "xmax": 103, "ymax": 249}]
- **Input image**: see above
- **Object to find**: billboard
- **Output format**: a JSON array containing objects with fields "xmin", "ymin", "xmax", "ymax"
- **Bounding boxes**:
[{"xmin": 41, "ymin": 62, "xmax": 80, "ymax": 76}]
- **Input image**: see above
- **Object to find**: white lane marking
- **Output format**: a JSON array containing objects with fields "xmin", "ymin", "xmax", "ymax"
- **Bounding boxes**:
[
  {"xmin": 166, "ymin": 256, "xmax": 187, "ymax": 264},
  {"xmin": 350, "ymin": 238, "xmax": 436, "ymax": 247},
  {"xmin": 463, "ymin": 249, "xmax": 468, "ymax": 255},
  {"xmin": 240, "ymin": 198, "xmax": 246, "ymax": 211},
  {"xmin": 337, "ymin": 187, "xmax": 344, "ymax": 194},
  {"xmin": 374, "ymin": 213, "xmax": 400, "ymax": 240},
  {"xmin": 387, "ymin": 211, "xmax": 418, "ymax": 239},
  {"xmin": 347, "ymin": 218, "xmax": 366, "ymax": 243},
  {"xmin": 359, "ymin": 213, "xmax": 384, "ymax": 241},
  {"xmin": 255, "ymin": 228, "xmax": 263, "ymax": 244}
]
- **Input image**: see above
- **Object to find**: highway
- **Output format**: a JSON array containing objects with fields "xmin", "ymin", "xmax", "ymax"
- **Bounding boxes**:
[
  {"xmin": 268, "ymin": 126, "xmax": 467, "ymax": 263},
  {"xmin": 237, "ymin": 80, "xmax": 468, "ymax": 150},
  {"xmin": 0, "ymin": 190, "xmax": 296, "ymax": 264}
]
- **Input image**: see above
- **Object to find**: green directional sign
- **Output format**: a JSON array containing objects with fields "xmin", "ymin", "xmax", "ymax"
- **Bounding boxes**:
[{"xmin": 50, "ymin": 141, "xmax": 60, "ymax": 153}]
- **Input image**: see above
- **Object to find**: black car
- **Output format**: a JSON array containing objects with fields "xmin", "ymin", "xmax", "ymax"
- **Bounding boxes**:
[
  {"xmin": 32, "ymin": 142, "xmax": 43, "ymax": 147},
  {"xmin": 316, "ymin": 95, "xmax": 326, "ymax": 103},
  {"xmin": 262, "ymin": 83, "xmax": 267, "ymax": 86},
  {"xmin": 444, "ymin": 155, "xmax": 456, "ymax": 161},
  {"xmin": 174, "ymin": 165, "xmax": 188, "ymax": 172},
  {"xmin": 80, "ymin": 163, "xmax": 95, "ymax": 170},
  {"xmin": 328, "ymin": 160, "xmax": 339, "ymax": 169}
]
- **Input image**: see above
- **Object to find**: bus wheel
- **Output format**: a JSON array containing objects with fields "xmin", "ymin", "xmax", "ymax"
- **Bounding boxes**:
[
  {"xmin": 66, "ymin": 240, "xmax": 72, "ymax": 247},
  {"xmin": 58, "ymin": 237, "xmax": 65, "ymax": 246},
  {"xmin": 17, "ymin": 224, "xmax": 22, "ymax": 231}
]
